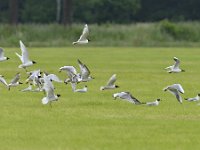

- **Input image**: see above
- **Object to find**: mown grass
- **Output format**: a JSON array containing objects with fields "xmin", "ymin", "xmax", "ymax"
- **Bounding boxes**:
[{"xmin": 0, "ymin": 47, "xmax": 200, "ymax": 150}]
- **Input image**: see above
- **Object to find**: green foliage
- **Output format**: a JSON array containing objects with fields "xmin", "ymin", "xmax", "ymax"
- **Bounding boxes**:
[
  {"xmin": 1, "ymin": 47, "xmax": 200, "ymax": 150},
  {"xmin": 160, "ymin": 20, "xmax": 199, "ymax": 41},
  {"xmin": 1, "ymin": 22, "xmax": 200, "ymax": 47}
]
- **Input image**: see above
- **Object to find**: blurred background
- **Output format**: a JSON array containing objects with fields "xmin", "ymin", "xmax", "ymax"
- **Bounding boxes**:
[{"xmin": 0, "ymin": 0, "xmax": 200, "ymax": 47}]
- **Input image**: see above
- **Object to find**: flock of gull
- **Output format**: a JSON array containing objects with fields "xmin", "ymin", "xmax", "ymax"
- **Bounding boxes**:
[{"xmin": 0, "ymin": 24, "xmax": 199, "ymax": 107}]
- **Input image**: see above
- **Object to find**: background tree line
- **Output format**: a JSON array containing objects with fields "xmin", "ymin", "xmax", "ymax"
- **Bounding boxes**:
[{"xmin": 0, "ymin": 0, "xmax": 200, "ymax": 25}]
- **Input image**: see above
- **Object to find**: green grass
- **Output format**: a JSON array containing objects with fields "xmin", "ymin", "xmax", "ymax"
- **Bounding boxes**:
[{"xmin": 0, "ymin": 47, "xmax": 200, "ymax": 150}]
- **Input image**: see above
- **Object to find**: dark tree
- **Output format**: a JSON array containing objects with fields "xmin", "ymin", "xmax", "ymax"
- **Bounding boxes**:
[
  {"xmin": 9, "ymin": 0, "xmax": 18, "ymax": 24},
  {"xmin": 63, "ymin": 0, "xmax": 72, "ymax": 25}
]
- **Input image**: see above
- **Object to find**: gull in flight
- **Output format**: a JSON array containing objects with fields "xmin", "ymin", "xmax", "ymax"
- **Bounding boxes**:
[
  {"xmin": 165, "ymin": 57, "xmax": 185, "ymax": 73},
  {"xmin": 146, "ymin": 99, "xmax": 161, "ymax": 106},
  {"xmin": 185, "ymin": 93, "xmax": 200, "ymax": 102},
  {"xmin": 0, "ymin": 48, "xmax": 9, "ymax": 62},
  {"xmin": 113, "ymin": 92, "xmax": 143, "ymax": 105},
  {"xmin": 77, "ymin": 59, "xmax": 94, "ymax": 82},
  {"xmin": 7, "ymin": 73, "xmax": 23, "ymax": 90},
  {"xmin": 20, "ymin": 83, "xmax": 33, "ymax": 92},
  {"xmin": 41, "ymin": 74, "xmax": 60, "ymax": 106},
  {"xmin": 15, "ymin": 40, "xmax": 36, "ymax": 71},
  {"xmin": 100, "ymin": 74, "xmax": 119, "ymax": 90},
  {"xmin": 163, "ymin": 83, "xmax": 184, "ymax": 103},
  {"xmin": 59, "ymin": 59, "xmax": 93, "ymax": 84},
  {"xmin": 73, "ymin": 24, "xmax": 90, "ymax": 45}
]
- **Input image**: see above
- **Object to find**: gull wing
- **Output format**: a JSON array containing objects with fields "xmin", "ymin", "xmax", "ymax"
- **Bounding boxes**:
[
  {"xmin": 0, "ymin": 75, "xmax": 8, "ymax": 86},
  {"xmin": 0, "ymin": 48, "xmax": 5, "ymax": 58},
  {"xmin": 77, "ymin": 59, "xmax": 90, "ymax": 79},
  {"xmin": 19, "ymin": 40, "xmax": 30, "ymax": 64},
  {"xmin": 106, "ymin": 74, "xmax": 116, "ymax": 86},
  {"xmin": 78, "ymin": 24, "xmax": 89, "ymax": 41},
  {"xmin": 171, "ymin": 84, "xmax": 184, "ymax": 94},
  {"xmin": 59, "ymin": 66, "xmax": 77, "ymax": 78},
  {"xmin": 10, "ymin": 73, "xmax": 20, "ymax": 84},
  {"xmin": 47, "ymin": 74, "xmax": 63, "ymax": 83},
  {"xmin": 173, "ymin": 57, "xmax": 180, "ymax": 69}
]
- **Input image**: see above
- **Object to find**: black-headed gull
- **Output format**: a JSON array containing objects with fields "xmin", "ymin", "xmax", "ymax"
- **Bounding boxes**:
[
  {"xmin": 15, "ymin": 40, "xmax": 36, "ymax": 71},
  {"xmin": 0, "ymin": 48, "xmax": 9, "ymax": 62},
  {"xmin": 113, "ymin": 92, "xmax": 143, "ymax": 105},
  {"xmin": 41, "ymin": 74, "xmax": 60, "ymax": 106},
  {"xmin": 73, "ymin": 24, "xmax": 90, "ymax": 45},
  {"xmin": 163, "ymin": 83, "xmax": 184, "ymax": 103},
  {"xmin": 7, "ymin": 73, "xmax": 23, "ymax": 90},
  {"xmin": 77, "ymin": 59, "xmax": 94, "ymax": 82},
  {"xmin": 185, "ymin": 93, "xmax": 200, "ymax": 102},
  {"xmin": 100, "ymin": 74, "xmax": 119, "ymax": 90},
  {"xmin": 165, "ymin": 57, "xmax": 185, "ymax": 73},
  {"xmin": 146, "ymin": 99, "xmax": 161, "ymax": 106}
]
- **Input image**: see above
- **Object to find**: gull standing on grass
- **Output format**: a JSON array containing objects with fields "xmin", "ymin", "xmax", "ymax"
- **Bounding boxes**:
[
  {"xmin": 100, "ymin": 74, "xmax": 119, "ymax": 90},
  {"xmin": 72, "ymin": 24, "xmax": 90, "ymax": 45},
  {"xmin": 15, "ymin": 40, "xmax": 36, "ymax": 71},
  {"xmin": 185, "ymin": 93, "xmax": 200, "ymax": 102},
  {"xmin": 0, "ymin": 48, "xmax": 9, "ymax": 62},
  {"xmin": 165, "ymin": 57, "xmax": 185, "ymax": 73},
  {"xmin": 113, "ymin": 91, "xmax": 143, "ymax": 105},
  {"xmin": 163, "ymin": 84, "xmax": 184, "ymax": 104}
]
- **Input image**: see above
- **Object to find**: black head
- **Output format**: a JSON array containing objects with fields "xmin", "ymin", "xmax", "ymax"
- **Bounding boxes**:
[
  {"xmin": 88, "ymin": 39, "xmax": 91, "ymax": 41},
  {"xmin": 115, "ymin": 85, "xmax": 119, "ymax": 88},
  {"xmin": 32, "ymin": 61, "xmax": 36, "ymax": 64},
  {"xmin": 181, "ymin": 69, "xmax": 185, "ymax": 72},
  {"xmin": 19, "ymin": 82, "xmax": 23, "ymax": 84},
  {"xmin": 7, "ymin": 57, "xmax": 10, "ymax": 60},
  {"xmin": 157, "ymin": 99, "xmax": 161, "ymax": 101},
  {"xmin": 57, "ymin": 94, "xmax": 61, "ymax": 97},
  {"xmin": 198, "ymin": 93, "xmax": 200, "ymax": 96}
]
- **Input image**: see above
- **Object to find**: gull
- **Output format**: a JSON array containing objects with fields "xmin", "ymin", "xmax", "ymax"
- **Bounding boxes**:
[
  {"xmin": 113, "ymin": 92, "xmax": 143, "ymax": 105},
  {"xmin": 72, "ymin": 24, "xmax": 90, "ymax": 45},
  {"xmin": 163, "ymin": 83, "xmax": 184, "ymax": 103},
  {"xmin": 100, "ymin": 74, "xmax": 119, "ymax": 90},
  {"xmin": 59, "ymin": 66, "xmax": 80, "ymax": 83},
  {"xmin": 185, "ymin": 93, "xmax": 200, "ymax": 102},
  {"xmin": 70, "ymin": 83, "xmax": 87, "ymax": 93},
  {"xmin": 165, "ymin": 57, "xmax": 185, "ymax": 73},
  {"xmin": 41, "ymin": 74, "xmax": 60, "ymax": 106},
  {"xmin": 0, "ymin": 48, "xmax": 9, "ymax": 62},
  {"xmin": 146, "ymin": 99, "xmax": 161, "ymax": 106},
  {"xmin": 7, "ymin": 73, "xmax": 23, "ymax": 90},
  {"xmin": 77, "ymin": 59, "xmax": 93, "ymax": 82},
  {"xmin": 15, "ymin": 40, "xmax": 36, "ymax": 71}
]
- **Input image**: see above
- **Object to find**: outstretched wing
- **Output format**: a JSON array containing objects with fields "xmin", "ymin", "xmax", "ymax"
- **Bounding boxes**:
[
  {"xmin": 106, "ymin": 74, "xmax": 116, "ymax": 86},
  {"xmin": 172, "ymin": 84, "xmax": 184, "ymax": 94},
  {"xmin": 0, "ymin": 75, "xmax": 8, "ymax": 86},
  {"xmin": 19, "ymin": 40, "xmax": 30, "ymax": 63},
  {"xmin": 77, "ymin": 59, "xmax": 90, "ymax": 79},
  {"xmin": 0, "ymin": 48, "xmax": 5, "ymax": 58},
  {"xmin": 47, "ymin": 74, "xmax": 63, "ymax": 83},
  {"xmin": 78, "ymin": 24, "xmax": 89, "ymax": 41},
  {"xmin": 10, "ymin": 73, "xmax": 20, "ymax": 84}
]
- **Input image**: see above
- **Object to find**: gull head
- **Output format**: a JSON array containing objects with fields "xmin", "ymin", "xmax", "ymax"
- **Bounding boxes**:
[
  {"xmin": 32, "ymin": 61, "xmax": 36, "ymax": 64},
  {"xmin": 100, "ymin": 86, "xmax": 105, "ymax": 91},
  {"xmin": 6, "ymin": 57, "xmax": 10, "ymax": 60},
  {"xmin": 198, "ymin": 93, "xmax": 200, "ymax": 97}
]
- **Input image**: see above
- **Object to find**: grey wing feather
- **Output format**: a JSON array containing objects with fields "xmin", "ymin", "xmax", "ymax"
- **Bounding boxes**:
[
  {"xmin": 0, "ymin": 48, "xmax": 4, "ymax": 58},
  {"xmin": 10, "ymin": 73, "xmax": 20, "ymax": 84},
  {"xmin": 107, "ymin": 74, "xmax": 116, "ymax": 86},
  {"xmin": 78, "ymin": 24, "xmax": 89, "ymax": 41}
]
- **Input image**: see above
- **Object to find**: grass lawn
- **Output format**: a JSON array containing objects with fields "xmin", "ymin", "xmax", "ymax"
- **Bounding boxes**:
[{"xmin": 0, "ymin": 47, "xmax": 200, "ymax": 150}]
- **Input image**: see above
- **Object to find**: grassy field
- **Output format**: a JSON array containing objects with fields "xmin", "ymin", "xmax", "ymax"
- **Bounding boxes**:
[{"xmin": 0, "ymin": 47, "xmax": 200, "ymax": 150}]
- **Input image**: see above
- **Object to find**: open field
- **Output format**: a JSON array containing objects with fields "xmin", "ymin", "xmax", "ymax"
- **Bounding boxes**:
[{"xmin": 0, "ymin": 47, "xmax": 200, "ymax": 150}]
